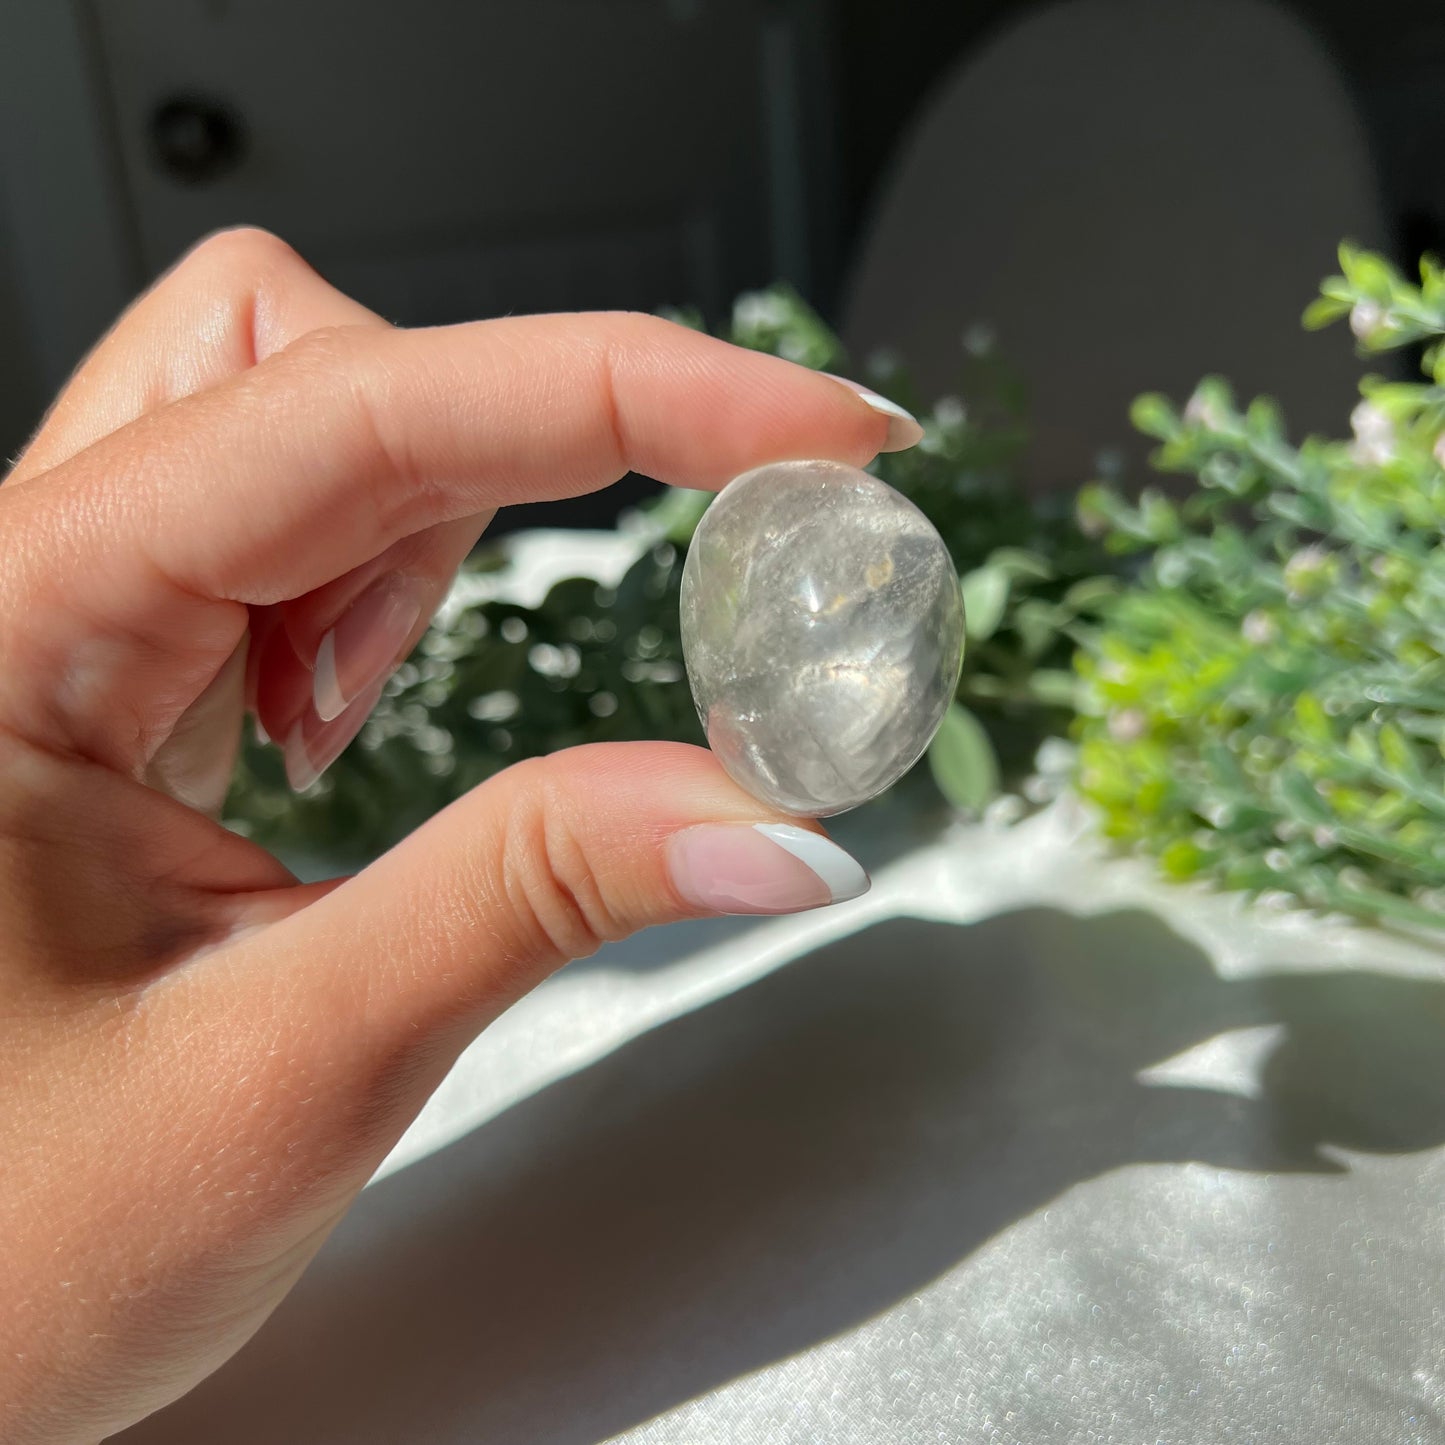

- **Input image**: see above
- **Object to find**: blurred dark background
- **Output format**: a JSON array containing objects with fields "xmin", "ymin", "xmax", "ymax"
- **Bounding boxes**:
[{"xmin": 1, "ymin": 0, "xmax": 1441, "ymax": 527}]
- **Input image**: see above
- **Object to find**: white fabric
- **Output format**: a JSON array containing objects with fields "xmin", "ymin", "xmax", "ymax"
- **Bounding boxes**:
[{"xmin": 117, "ymin": 800, "xmax": 1445, "ymax": 1443}]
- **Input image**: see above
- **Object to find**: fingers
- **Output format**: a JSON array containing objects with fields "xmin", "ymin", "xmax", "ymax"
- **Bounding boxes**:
[
  {"xmin": 2, "ymin": 745, "xmax": 866, "ymax": 1432},
  {"xmin": 2, "ymin": 310, "xmax": 909, "ymax": 774},
  {"xmin": 38, "ymin": 310, "xmax": 903, "ymax": 604},
  {"xmin": 1, "ymin": 224, "xmax": 456, "ymax": 792},
  {"xmin": 7, "ymin": 227, "xmax": 383, "ymax": 484},
  {"xmin": 190, "ymin": 742, "xmax": 868, "ymax": 1172},
  {"xmin": 274, "ymin": 742, "xmax": 869, "ymax": 1031},
  {"xmin": 252, "ymin": 514, "xmax": 486, "ymax": 772}
]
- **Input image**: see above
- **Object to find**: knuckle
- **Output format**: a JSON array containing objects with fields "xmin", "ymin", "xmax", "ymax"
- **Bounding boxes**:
[
  {"xmin": 596, "ymin": 309, "xmax": 670, "ymax": 356},
  {"xmin": 278, "ymin": 320, "xmax": 374, "ymax": 371},
  {"xmin": 625, "ymin": 308, "xmax": 696, "ymax": 343},
  {"xmin": 500, "ymin": 762, "xmax": 625, "ymax": 965},
  {"xmin": 272, "ymin": 325, "xmax": 438, "ymax": 534},
  {"xmin": 600, "ymin": 307, "xmax": 660, "ymax": 329},
  {"xmin": 182, "ymin": 224, "xmax": 302, "ymax": 279}
]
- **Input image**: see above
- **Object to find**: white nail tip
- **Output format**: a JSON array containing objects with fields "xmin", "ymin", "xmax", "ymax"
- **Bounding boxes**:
[
  {"xmin": 753, "ymin": 823, "xmax": 870, "ymax": 904},
  {"xmin": 823, "ymin": 373, "xmax": 919, "ymax": 424},
  {"xmin": 283, "ymin": 721, "xmax": 319, "ymax": 792},
  {"xmin": 313, "ymin": 629, "xmax": 347, "ymax": 723},
  {"xmin": 854, "ymin": 389, "xmax": 917, "ymax": 423}
]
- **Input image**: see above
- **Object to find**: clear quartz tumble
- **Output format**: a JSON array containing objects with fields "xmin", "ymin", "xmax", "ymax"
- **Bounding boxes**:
[{"xmin": 680, "ymin": 458, "xmax": 965, "ymax": 816}]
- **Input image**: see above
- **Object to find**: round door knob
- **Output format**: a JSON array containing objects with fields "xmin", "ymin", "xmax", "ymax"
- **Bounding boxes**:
[{"xmin": 148, "ymin": 95, "xmax": 247, "ymax": 185}]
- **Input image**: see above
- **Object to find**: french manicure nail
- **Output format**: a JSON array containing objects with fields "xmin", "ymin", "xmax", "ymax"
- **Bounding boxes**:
[
  {"xmin": 284, "ymin": 679, "xmax": 387, "ymax": 792},
  {"xmin": 314, "ymin": 575, "xmax": 428, "ymax": 723},
  {"xmin": 667, "ymin": 822, "xmax": 870, "ymax": 915},
  {"xmin": 823, "ymin": 373, "xmax": 925, "ymax": 451}
]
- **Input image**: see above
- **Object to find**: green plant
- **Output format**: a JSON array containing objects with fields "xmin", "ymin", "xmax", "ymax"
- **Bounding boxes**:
[
  {"xmin": 225, "ymin": 287, "xmax": 1110, "ymax": 861},
  {"xmin": 1075, "ymin": 245, "xmax": 1445, "ymax": 932}
]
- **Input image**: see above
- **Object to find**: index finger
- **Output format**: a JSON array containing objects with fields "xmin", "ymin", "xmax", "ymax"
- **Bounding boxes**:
[
  {"xmin": 29, "ymin": 311, "xmax": 912, "ymax": 605},
  {"xmin": 1, "ymin": 311, "xmax": 917, "ymax": 773}
]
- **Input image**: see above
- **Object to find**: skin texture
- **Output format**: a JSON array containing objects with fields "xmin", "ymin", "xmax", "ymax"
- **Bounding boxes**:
[{"xmin": 0, "ymin": 229, "xmax": 908, "ymax": 1444}]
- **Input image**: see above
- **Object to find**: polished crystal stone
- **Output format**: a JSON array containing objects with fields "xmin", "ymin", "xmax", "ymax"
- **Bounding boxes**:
[{"xmin": 680, "ymin": 458, "xmax": 965, "ymax": 816}]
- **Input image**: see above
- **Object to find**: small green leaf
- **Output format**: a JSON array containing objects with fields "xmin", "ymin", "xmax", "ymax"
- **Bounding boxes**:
[
  {"xmin": 1276, "ymin": 767, "xmax": 1334, "ymax": 827},
  {"xmin": 1129, "ymin": 392, "xmax": 1178, "ymax": 439},
  {"xmin": 1027, "ymin": 669, "xmax": 1079, "ymax": 707},
  {"xmin": 1379, "ymin": 722, "xmax": 1422, "ymax": 780},
  {"xmin": 1346, "ymin": 725, "xmax": 1378, "ymax": 765},
  {"xmin": 986, "ymin": 547, "xmax": 1054, "ymax": 583},
  {"xmin": 1160, "ymin": 838, "xmax": 1206, "ymax": 879},
  {"xmin": 1139, "ymin": 489, "xmax": 1181, "ymax": 544},
  {"xmin": 1076, "ymin": 483, "xmax": 1145, "ymax": 545},
  {"xmin": 1293, "ymin": 693, "xmax": 1331, "ymax": 743},
  {"xmin": 1061, "ymin": 576, "xmax": 1120, "ymax": 613},
  {"xmin": 1302, "ymin": 295, "xmax": 1350, "ymax": 330},
  {"xmin": 644, "ymin": 487, "xmax": 713, "ymax": 545},
  {"xmin": 960, "ymin": 566, "xmax": 1009, "ymax": 641},
  {"xmin": 1012, "ymin": 598, "xmax": 1062, "ymax": 658},
  {"xmin": 1245, "ymin": 396, "xmax": 1284, "ymax": 440},
  {"xmin": 928, "ymin": 703, "xmax": 1001, "ymax": 813},
  {"xmin": 1337, "ymin": 243, "xmax": 1397, "ymax": 297}
]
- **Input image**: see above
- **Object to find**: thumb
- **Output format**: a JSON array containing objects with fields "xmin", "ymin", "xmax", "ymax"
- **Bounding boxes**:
[
  {"xmin": 216, "ymin": 741, "xmax": 867, "ymax": 1125},
  {"xmin": 0, "ymin": 745, "xmax": 865, "ymax": 1438}
]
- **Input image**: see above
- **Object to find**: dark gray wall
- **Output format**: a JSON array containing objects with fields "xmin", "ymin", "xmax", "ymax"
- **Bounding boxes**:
[{"xmin": 3, "ymin": 0, "xmax": 1443, "ymax": 488}]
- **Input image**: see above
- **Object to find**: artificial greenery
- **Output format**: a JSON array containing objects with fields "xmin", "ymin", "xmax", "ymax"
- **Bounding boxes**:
[
  {"xmin": 225, "ymin": 287, "xmax": 1108, "ymax": 862},
  {"xmin": 1074, "ymin": 245, "xmax": 1445, "ymax": 932}
]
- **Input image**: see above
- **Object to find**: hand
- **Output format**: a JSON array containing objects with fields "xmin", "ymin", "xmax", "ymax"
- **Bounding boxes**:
[{"xmin": 0, "ymin": 229, "xmax": 918, "ymax": 1443}]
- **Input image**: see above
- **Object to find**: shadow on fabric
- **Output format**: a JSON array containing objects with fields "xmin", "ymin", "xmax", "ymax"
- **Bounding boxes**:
[{"xmin": 116, "ymin": 907, "xmax": 1445, "ymax": 1444}]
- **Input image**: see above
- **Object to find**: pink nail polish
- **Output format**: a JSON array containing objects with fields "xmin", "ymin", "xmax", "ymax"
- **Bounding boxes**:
[
  {"xmin": 284, "ymin": 679, "xmax": 387, "ymax": 791},
  {"xmin": 314, "ymin": 575, "xmax": 429, "ymax": 724},
  {"xmin": 667, "ymin": 823, "xmax": 869, "ymax": 915}
]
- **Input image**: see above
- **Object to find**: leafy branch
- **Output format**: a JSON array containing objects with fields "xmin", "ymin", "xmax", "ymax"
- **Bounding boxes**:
[{"xmin": 1074, "ymin": 244, "xmax": 1445, "ymax": 931}]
